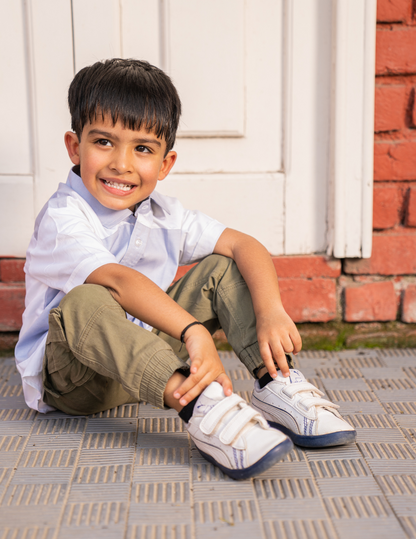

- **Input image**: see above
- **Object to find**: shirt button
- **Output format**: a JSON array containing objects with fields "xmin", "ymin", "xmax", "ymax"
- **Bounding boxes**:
[{"xmin": 135, "ymin": 239, "xmax": 142, "ymax": 247}]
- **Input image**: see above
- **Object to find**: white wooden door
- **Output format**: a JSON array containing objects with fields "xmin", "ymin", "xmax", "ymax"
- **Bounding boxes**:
[{"xmin": 0, "ymin": 0, "xmax": 376, "ymax": 258}]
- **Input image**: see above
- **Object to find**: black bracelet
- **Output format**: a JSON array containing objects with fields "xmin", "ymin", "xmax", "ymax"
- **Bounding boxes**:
[{"xmin": 180, "ymin": 321, "xmax": 203, "ymax": 343}]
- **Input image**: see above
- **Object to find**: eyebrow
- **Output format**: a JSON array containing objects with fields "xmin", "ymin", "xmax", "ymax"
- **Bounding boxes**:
[{"xmin": 87, "ymin": 129, "xmax": 162, "ymax": 147}]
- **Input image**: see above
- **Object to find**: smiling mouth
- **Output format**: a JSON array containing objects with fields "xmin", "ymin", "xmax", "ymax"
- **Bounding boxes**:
[{"xmin": 102, "ymin": 179, "xmax": 135, "ymax": 192}]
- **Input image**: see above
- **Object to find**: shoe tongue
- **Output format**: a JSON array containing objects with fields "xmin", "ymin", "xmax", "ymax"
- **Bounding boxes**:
[
  {"xmin": 277, "ymin": 369, "xmax": 306, "ymax": 384},
  {"xmin": 200, "ymin": 381, "xmax": 225, "ymax": 401}
]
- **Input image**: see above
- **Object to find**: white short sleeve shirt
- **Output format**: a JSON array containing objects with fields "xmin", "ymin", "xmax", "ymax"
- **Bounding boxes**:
[{"xmin": 15, "ymin": 168, "xmax": 226, "ymax": 412}]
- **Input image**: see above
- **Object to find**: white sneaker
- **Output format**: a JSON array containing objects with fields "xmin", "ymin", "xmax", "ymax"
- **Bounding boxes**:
[
  {"xmin": 251, "ymin": 369, "xmax": 356, "ymax": 448},
  {"xmin": 186, "ymin": 382, "xmax": 293, "ymax": 480}
]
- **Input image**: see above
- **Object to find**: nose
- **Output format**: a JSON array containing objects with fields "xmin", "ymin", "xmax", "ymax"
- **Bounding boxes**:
[{"xmin": 109, "ymin": 147, "xmax": 133, "ymax": 174}]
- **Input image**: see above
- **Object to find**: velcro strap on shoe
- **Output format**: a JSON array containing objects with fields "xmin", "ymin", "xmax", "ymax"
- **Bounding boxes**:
[
  {"xmin": 219, "ymin": 406, "xmax": 267, "ymax": 445},
  {"xmin": 200, "ymin": 394, "xmax": 243, "ymax": 435},
  {"xmin": 298, "ymin": 397, "xmax": 340, "ymax": 412},
  {"xmin": 282, "ymin": 382, "xmax": 324, "ymax": 398}
]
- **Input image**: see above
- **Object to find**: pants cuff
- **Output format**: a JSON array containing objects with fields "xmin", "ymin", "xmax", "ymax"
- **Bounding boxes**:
[
  {"xmin": 239, "ymin": 342, "xmax": 264, "ymax": 377},
  {"xmin": 140, "ymin": 350, "xmax": 188, "ymax": 409}
]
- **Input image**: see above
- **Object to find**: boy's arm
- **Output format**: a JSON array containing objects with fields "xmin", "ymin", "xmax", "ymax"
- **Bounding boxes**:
[
  {"xmin": 213, "ymin": 228, "xmax": 302, "ymax": 378},
  {"xmin": 85, "ymin": 264, "xmax": 232, "ymax": 405}
]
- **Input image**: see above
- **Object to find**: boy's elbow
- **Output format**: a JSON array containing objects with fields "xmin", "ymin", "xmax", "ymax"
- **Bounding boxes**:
[{"xmin": 85, "ymin": 263, "xmax": 127, "ymax": 300}]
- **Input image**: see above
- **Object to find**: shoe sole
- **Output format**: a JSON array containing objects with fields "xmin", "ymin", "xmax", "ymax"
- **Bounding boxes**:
[
  {"xmin": 268, "ymin": 421, "xmax": 357, "ymax": 448},
  {"xmin": 197, "ymin": 437, "xmax": 293, "ymax": 481}
]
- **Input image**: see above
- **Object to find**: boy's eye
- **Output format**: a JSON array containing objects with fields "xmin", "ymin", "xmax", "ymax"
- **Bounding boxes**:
[
  {"xmin": 96, "ymin": 139, "xmax": 111, "ymax": 146},
  {"xmin": 136, "ymin": 145, "xmax": 151, "ymax": 153}
]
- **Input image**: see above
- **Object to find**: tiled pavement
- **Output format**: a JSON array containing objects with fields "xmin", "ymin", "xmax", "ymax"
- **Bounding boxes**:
[{"xmin": 0, "ymin": 349, "xmax": 416, "ymax": 538}]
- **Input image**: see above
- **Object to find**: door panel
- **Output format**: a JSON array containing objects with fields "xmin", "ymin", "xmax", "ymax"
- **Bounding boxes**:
[
  {"xmin": 28, "ymin": 0, "xmax": 74, "ymax": 213},
  {"xmin": 121, "ymin": 0, "xmax": 161, "ymax": 67},
  {"xmin": 168, "ymin": 0, "xmax": 245, "ymax": 137},
  {"xmin": 0, "ymin": 0, "xmax": 31, "ymax": 175},
  {"xmin": 72, "ymin": 0, "xmax": 121, "ymax": 72}
]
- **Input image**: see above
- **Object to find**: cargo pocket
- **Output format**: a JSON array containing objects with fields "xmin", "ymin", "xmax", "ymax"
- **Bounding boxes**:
[{"xmin": 43, "ymin": 307, "xmax": 96, "ymax": 398}]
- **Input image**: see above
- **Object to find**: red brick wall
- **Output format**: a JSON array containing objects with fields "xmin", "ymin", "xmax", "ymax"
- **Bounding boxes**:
[
  {"xmin": 0, "ymin": 259, "xmax": 26, "ymax": 333},
  {"xmin": 1, "ymin": 0, "xmax": 415, "ymax": 333},
  {"xmin": 344, "ymin": 0, "xmax": 416, "ymax": 323}
]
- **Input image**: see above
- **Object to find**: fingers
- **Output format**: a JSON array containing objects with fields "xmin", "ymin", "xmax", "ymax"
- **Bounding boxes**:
[
  {"xmin": 271, "ymin": 342, "xmax": 290, "ymax": 377},
  {"xmin": 259, "ymin": 342, "xmax": 278, "ymax": 378},
  {"xmin": 260, "ymin": 335, "xmax": 292, "ymax": 378},
  {"xmin": 178, "ymin": 377, "xmax": 207, "ymax": 406},
  {"xmin": 291, "ymin": 330, "xmax": 302, "ymax": 355},
  {"xmin": 190, "ymin": 357, "xmax": 202, "ymax": 375},
  {"xmin": 216, "ymin": 372, "xmax": 233, "ymax": 396},
  {"xmin": 173, "ymin": 354, "xmax": 228, "ymax": 406},
  {"xmin": 174, "ymin": 369, "xmax": 228, "ymax": 406},
  {"xmin": 173, "ymin": 373, "xmax": 201, "ymax": 405}
]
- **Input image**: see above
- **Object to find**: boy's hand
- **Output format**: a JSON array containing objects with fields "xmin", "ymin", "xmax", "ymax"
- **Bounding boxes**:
[
  {"xmin": 257, "ymin": 306, "xmax": 302, "ymax": 378},
  {"xmin": 173, "ymin": 324, "xmax": 232, "ymax": 406}
]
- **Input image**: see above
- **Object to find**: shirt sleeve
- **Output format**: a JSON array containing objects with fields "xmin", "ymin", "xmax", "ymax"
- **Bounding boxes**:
[
  {"xmin": 179, "ymin": 209, "xmax": 226, "ymax": 266},
  {"xmin": 26, "ymin": 199, "xmax": 118, "ymax": 294}
]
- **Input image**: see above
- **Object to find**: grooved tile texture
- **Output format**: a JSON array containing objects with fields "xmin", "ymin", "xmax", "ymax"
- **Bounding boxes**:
[{"xmin": 1, "ymin": 350, "xmax": 416, "ymax": 538}]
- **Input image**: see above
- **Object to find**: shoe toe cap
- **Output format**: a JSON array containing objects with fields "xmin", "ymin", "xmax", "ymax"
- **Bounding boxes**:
[
  {"xmin": 316, "ymin": 411, "xmax": 355, "ymax": 435},
  {"xmin": 244, "ymin": 426, "xmax": 290, "ymax": 467}
]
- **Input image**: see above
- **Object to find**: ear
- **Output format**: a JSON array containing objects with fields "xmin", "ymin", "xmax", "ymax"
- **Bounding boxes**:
[
  {"xmin": 158, "ymin": 151, "xmax": 177, "ymax": 182},
  {"xmin": 64, "ymin": 131, "xmax": 81, "ymax": 165}
]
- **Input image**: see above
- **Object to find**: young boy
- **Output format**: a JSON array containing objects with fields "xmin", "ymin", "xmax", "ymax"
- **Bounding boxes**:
[{"xmin": 15, "ymin": 59, "xmax": 355, "ymax": 480}]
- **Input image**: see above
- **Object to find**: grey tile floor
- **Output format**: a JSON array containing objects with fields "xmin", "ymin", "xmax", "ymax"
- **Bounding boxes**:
[{"xmin": 0, "ymin": 349, "xmax": 416, "ymax": 538}]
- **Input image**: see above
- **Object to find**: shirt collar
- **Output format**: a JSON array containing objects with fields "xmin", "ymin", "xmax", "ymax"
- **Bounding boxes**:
[{"xmin": 66, "ymin": 167, "xmax": 170, "ymax": 227}]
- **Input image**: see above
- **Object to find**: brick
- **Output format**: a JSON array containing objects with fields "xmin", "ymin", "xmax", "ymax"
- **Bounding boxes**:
[
  {"xmin": 377, "ymin": 0, "xmax": 411, "ymax": 22},
  {"xmin": 173, "ymin": 257, "xmax": 341, "ymax": 283},
  {"xmin": 344, "ymin": 233, "xmax": 416, "ymax": 275},
  {"xmin": 374, "ymin": 85, "xmax": 407, "ymax": 132},
  {"xmin": 374, "ymin": 140, "xmax": 416, "ymax": 180},
  {"xmin": 0, "ymin": 332, "xmax": 19, "ymax": 351},
  {"xmin": 279, "ymin": 279, "xmax": 336, "ymax": 323},
  {"xmin": 373, "ymin": 186, "xmax": 401, "ymax": 229},
  {"xmin": 412, "ymin": 87, "xmax": 416, "ymax": 127},
  {"xmin": 406, "ymin": 187, "xmax": 416, "ymax": 226},
  {"xmin": 402, "ymin": 284, "xmax": 416, "ymax": 322},
  {"xmin": 344, "ymin": 281, "xmax": 397, "ymax": 322},
  {"xmin": 376, "ymin": 27, "xmax": 416, "ymax": 75},
  {"xmin": 0, "ymin": 283, "xmax": 25, "ymax": 331},
  {"xmin": 272, "ymin": 255, "xmax": 341, "ymax": 278},
  {"xmin": 0, "ymin": 259, "xmax": 25, "ymax": 282}
]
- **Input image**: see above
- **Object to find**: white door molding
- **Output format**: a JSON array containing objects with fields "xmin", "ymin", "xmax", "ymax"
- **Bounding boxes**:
[
  {"xmin": 283, "ymin": 0, "xmax": 333, "ymax": 255},
  {"xmin": 328, "ymin": 0, "xmax": 377, "ymax": 258}
]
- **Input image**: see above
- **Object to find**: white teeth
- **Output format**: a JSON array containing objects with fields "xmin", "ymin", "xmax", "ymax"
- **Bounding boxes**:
[{"xmin": 103, "ymin": 179, "xmax": 133, "ymax": 191}]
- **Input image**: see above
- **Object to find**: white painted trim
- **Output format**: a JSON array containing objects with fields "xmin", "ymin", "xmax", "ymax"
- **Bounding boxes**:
[
  {"xmin": 283, "ymin": 0, "xmax": 333, "ymax": 255},
  {"xmin": 329, "ymin": 0, "xmax": 376, "ymax": 258},
  {"xmin": 361, "ymin": 0, "xmax": 377, "ymax": 258}
]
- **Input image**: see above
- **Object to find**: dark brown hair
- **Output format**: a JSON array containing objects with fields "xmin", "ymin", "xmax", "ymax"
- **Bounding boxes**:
[{"xmin": 68, "ymin": 58, "xmax": 181, "ymax": 153}]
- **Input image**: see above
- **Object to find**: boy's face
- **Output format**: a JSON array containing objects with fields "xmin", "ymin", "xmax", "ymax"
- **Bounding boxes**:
[{"xmin": 64, "ymin": 116, "xmax": 177, "ymax": 212}]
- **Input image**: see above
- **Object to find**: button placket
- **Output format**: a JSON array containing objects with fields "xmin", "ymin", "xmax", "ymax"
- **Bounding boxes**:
[{"xmin": 121, "ymin": 203, "xmax": 153, "ymax": 266}]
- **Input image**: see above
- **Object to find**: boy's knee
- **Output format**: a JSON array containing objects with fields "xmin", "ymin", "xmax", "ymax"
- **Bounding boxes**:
[
  {"xmin": 200, "ymin": 254, "xmax": 240, "ymax": 276},
  {"xmin": 60, "ymin": 283, "xmax": 118, "ymax": 312}
]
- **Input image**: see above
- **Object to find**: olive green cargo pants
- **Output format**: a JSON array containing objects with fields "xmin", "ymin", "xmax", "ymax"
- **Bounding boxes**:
[{"xmin": 43, "ymin": 255, "xmax": 292, "ymax": 415}]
